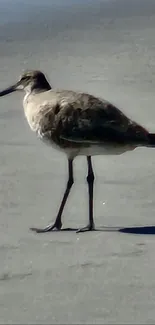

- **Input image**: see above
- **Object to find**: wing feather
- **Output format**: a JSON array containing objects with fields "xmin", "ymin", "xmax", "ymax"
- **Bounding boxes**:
[
  {"xmin": 57, "ymin": 99, "xmax": 148, "ymax": 145},
  {"xmin": 38, "ymin": 92, "xmax": 149, "ymax": 145}
]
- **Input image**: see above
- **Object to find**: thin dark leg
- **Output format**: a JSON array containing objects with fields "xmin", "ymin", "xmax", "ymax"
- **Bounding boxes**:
[
  {"xmin": 30, "ymin": 159, "xmax": 74, "ymax": 233},
  {"xmin": 77, "ymin": 156, "xmax": 95, "ymax": 233}
]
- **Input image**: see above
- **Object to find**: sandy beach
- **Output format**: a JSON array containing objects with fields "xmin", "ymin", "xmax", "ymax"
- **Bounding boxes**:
[{"xmin": 1, "ymin": 0, "xmax": 155, "ymax": 323}]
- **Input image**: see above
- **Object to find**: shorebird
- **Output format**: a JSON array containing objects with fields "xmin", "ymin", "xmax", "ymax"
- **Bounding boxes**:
[{"xmin": 0, "ymin": 70, "xmax": 155, "ymax": 233}]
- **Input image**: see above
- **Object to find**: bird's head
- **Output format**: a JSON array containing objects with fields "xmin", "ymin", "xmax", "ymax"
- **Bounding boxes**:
[{"xmin": 0, "ymin": 70, "xmax": 51, "ymax": 97}]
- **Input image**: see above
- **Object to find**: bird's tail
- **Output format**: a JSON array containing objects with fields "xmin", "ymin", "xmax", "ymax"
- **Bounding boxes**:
[{"xmin": 147, "ymin": 133, "xmax": 155, "ymax": 147}]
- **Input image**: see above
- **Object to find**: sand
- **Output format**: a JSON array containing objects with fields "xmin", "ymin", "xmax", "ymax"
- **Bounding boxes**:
[{"xmin": 1, "ymin": 0, "xmax": 155, "ymax": 323}]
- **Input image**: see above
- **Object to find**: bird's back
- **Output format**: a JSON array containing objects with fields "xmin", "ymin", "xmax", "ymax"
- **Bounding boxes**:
[{"xmin": 24, "ymin": 88, "xmax": 149, "ymax": 150}]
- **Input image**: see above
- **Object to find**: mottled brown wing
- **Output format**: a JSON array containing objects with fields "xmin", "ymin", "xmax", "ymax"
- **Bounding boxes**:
[{"xmin": 57, "ymin": 98, "xmax": 149, "ymax": 145}]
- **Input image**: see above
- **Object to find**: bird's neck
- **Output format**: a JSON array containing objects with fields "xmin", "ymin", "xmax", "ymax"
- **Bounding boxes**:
[
  {"xmin": 31, "ymin": 79, "xmax": 52, "ymax": 93},
  {"xmin": 25, "ymin": 79, "xmax": 52, "ymax": 96}
]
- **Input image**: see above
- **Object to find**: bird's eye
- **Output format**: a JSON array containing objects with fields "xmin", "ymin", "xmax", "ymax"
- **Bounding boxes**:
[{"xmin": 21, "ymin": 76, "xmax": 29, "ymax": 82}]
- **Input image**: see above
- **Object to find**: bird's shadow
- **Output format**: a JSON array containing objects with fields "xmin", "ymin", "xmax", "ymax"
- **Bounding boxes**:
[
  {"xmin": 118, "ymin": 226, "xmax": 155, "ymax": 235},
  {"xmin": 99, "ymin": 225, "xmax": 155, "ymax": 235},
  {"xmin": 61, "ymin": 225, "xmax": 155, "ymax": 235}
]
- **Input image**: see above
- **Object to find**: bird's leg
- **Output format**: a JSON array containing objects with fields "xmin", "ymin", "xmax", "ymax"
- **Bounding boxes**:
[
  {"xmin": 30, "ymin": 159, "xmax": 74, "ymax": 233},
  {"xmin": 77, "ymin": 156, "xmax": 95, "ymax": 233}
]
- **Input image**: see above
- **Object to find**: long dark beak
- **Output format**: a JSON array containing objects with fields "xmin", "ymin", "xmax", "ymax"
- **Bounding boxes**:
[{"xmin": 0, "ymin": 82, "xmax": 19, "ymax": 97}]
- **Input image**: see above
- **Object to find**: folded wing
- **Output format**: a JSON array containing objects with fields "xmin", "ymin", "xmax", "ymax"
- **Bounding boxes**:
[{"xmin": 57, "ymin": 97, "xmax": 149, "ymax": 145}]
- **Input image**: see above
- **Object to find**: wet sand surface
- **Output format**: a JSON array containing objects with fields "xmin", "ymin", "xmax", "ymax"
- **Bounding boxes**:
[{"xmin": 1, "ymin": 0, "xmax": 155, "ymax": 323}]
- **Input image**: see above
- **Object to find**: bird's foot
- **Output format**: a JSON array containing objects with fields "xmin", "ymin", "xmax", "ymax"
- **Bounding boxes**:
[
  {"xmin": 76, "ymin": 223, "xmax": 95, "ymax": 233},
  {"xmin": 30, "ymin": 221, "xmax": 96, "ymax": 234},
  {"xmin": 30, "ymin": 220, "xmax": 62, "ymax": 233}
]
